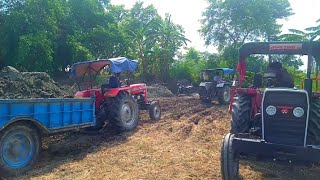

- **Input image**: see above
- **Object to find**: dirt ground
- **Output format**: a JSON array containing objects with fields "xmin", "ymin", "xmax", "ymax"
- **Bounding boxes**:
[{"xmin": 4, "ymin": 96, "xmax": 320, "ymax": 180}]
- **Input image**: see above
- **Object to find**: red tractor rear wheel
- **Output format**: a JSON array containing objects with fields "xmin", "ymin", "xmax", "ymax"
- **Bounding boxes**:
[
  {"xmin": 231, "ymin": 95, "xmax": 251, "ymax": 134},
  {"xmin": 109, "ymin": 92, "xmax": 139, "ymax": 132},
  {"xmin": 307, "ymin": 99, "xmax": 320, "ymax": 145}
]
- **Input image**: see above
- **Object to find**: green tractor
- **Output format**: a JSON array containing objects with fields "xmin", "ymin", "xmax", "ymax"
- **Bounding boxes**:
[{"xmin": 198, "ymin": 68, "xmax": 235, "ymax": 104}]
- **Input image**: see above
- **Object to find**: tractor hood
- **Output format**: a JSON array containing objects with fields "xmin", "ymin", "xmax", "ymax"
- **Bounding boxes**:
[{"xmin": 70, "ymin": 57, "xmax": 138, "ymax": 78}]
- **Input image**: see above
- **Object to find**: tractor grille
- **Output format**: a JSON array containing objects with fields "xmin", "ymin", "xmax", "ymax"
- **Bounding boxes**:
[{"xmin": 263, "ymin": 89, "xmax": 309, "ymax": 146}]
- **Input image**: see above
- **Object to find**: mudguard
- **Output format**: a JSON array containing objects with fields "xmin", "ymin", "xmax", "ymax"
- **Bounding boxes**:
[
  {"xmin": 199, "ymin": 82, "xmax": 212, "ymax": 91},
  {"xmin": 104, "ymin": 87, "xmax": 131, "ymax": 97}
]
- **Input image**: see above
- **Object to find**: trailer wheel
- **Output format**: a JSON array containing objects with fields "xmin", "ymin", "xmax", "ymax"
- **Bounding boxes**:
[
  {"xmin": 231, "ymin": 95, "xmax": 251, "ymax": 134},
  {"xmin": 149, "ymin": 101, "xmax": 161, "ymax": 121},
  {"xmin": 221, "ymin": 133, "xmax": 239, "ymax": 180},
  {"xmin": 109, "ymin": 92, "xmax": 139, "ymax": 132},
  {"xmin": 0, "ymin": 123, "xmax": 40, "ymax": 176},
  {"xmin": 218, "ymin": 86, "xmax": 231, "ymax": 105}
]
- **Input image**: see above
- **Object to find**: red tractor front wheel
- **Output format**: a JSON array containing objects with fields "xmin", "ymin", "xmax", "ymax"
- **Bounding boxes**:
[{"xmin": 149, "ymin": 101, "xmax": 161, "ymax": 121}]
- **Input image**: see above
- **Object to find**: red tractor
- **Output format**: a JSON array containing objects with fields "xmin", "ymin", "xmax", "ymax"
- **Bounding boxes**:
[
  {"xmin": 70, "ymin": 57, "xmax": 161, "ymax": 132},
  {"xmin": 221, "ymin": 41, "xmax": 320, "ymax": 179}
]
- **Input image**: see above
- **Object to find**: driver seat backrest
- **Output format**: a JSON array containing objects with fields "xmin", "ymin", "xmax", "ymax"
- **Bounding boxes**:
[
  {"xmin": 253, "ymin": 73, "xmax": 262, "ymax": 88},
  {"xmin": 211, "ymin": 80, "xmax": 218, "ymax": 90},
  {"xmin": 101, "ymin": 84, "xmax": 110, "ymax": 94},
  {"xmin": 109, "ymin": 76, "xmax": 119, "ymax": 88}
]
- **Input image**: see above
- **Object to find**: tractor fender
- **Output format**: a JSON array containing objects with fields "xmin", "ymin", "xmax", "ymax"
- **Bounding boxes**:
[
  {"xmin": 1, "ymin": 117, "xmax": 48, "ymax": 134},
  {"xmin": 199, "ymin": 82, "xmax": 212, "ymax": 91},
  {"xmin": 104, "ymin": 87, "xmax": 131, "ymax": 97}
]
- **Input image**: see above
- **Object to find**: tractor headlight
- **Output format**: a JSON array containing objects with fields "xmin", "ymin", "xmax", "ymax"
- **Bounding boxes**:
[
  {"xmin": 266, "ymin": 105, "xmax": 277, "ymax": 116},
  {"xmin": 293, "ymin": 107, "xmax": 304, "ymax": 118}
]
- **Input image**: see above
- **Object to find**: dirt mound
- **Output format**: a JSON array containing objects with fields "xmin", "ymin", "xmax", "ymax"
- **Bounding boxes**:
[
  {"xmin": 147, "ymin": 84, "xmax": 174, "ymax": 98},
  {"xmin": 0, "ymin": 66, "xmax": 68, "ymax": 99}
]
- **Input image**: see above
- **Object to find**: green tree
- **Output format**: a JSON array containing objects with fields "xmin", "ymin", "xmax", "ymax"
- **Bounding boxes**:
[
  {"xmin": 120, "ymin": 2, "xmax": 160, "ymax": 81},
  {"xmin": 200, "ymin": 0, "xmax": 293, "ymax": 71},
  {"xmin": 16, "ymin": 32, "xmax": 54, "ymax": 72},
  {"xmin": 170, "ymin": 48, "xmax": 212, "ymax": 85},
  {"xmin": 0, "ymin": 0, "xmax": 188, "ymax": 82},
  {"xmin": 279, "ymin": 19, "xmax": 320, "ymax": 41},
  {"xmin": 184, "ymin": 47, "xmax": 201, "ymax": 62},
  {"xmin": 0, "ymin": 0, "xmax": 124, "ymax": 74},
  {"xmin": 107, "ymin": 4, "xmax": 128, "ymax": 23},
  {"xmin": 201, "ymin": 0, "xmax": 293, "ymax": 49},
  {"xmin": 152, "ymin": 14, "xmax": 189, "ymax": 82},
  {"xmin": 0, "ymin": 0, "xmax": 66, "ymax": 72}
]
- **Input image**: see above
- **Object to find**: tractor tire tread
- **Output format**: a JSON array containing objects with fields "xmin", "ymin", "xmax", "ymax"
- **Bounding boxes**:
[
  {"xmin": 0, "ymin": 122, "xmax": 40, "ymax": 176},
  {"xmin": 308, "ymin": 99, "xmax": 320, "ymax": 145},
  {"xmin": 109, "ymin": 92, "xmax": 139, "ymax": 132},
  {"xmin": 230, "ymin": 95, "xmax": 251, "ymax": 134}
]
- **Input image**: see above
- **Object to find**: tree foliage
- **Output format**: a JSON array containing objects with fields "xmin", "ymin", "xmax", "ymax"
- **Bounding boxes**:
[
  {"xmin": 279, "ymin": 18, "xmax": 320, "ymax": 41},
  {"xmin": 0, "ymin": 0, "xmax": 317, "ymax": 86},
  {"xmin": 200, "ymin": 0, "xmax": 293, "ymax": 73},
  {"xmin": 201, "ymin": 0, "xmax": 292, "ymax": 49},
  {"xmin": 0, "ymin": 0, "xmax": 188, "ymax": 82}
]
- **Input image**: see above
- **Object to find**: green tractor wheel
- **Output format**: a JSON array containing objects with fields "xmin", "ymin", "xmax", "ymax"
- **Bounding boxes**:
[{"xmin": 218, "ymin": 86, "xmax": 231, "ymax": 105}]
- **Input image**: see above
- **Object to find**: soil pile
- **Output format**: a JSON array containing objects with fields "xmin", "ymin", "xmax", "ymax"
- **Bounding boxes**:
[
  {"xmin": 0, "ymin": 66, "xmax": 68, "ymax": 99},
  {"xmin": 147, "ymin": 84, "xmax": 174, "ymax": 98}
]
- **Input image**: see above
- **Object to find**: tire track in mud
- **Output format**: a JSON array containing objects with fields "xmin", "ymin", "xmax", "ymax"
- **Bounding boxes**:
[{"xmin": 144, "ymin": 96, "xmax": 230, "ymax": 141}]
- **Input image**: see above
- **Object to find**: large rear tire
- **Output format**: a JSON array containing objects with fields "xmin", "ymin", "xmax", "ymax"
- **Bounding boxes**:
[
  {"xmin": 218, "ymin": 86, "xmax": 231, "ymax": 105},
  {"xmin": 307, "ymin": 99, "xmax": 320, "ymax": 145},
  {"xmin": 231, "ymin": 95, "xmax": 251, "ymax": 134},
  {"xmin": 199, "ymin": 87, "xmax": 210, "ymax": 103},
  {"xmin": 0, "ymin": 123, "xmax": 40, "ymax": 176},
  {"xmin": 109, "ymin": 92, "xmax": 139, "ymax": 132},
  {"xmin": 221, "ymin": 133, "xmax": 239, "ymax": 180}
]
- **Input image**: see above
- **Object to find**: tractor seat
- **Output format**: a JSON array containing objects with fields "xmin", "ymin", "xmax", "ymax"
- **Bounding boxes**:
[
  {"xmin": 101, "ymin": 83, "xmax": 110, "ymax": 94},
  {"xmin": 263, "ymin": 71, "xmax": 277, "ymax": 78}
]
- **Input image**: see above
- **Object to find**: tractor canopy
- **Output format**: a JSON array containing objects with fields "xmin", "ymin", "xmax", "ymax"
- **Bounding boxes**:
[
  {"xmin": 201, "ymin": 68, "xmax": 235, "ymax": 75},
  {"xmin": 201, "ymin": 68, "xmax": 235, "ymax": 82},
  {"xmin": 69, "ymin": 57, "xmax": 138, "ymax": 90},
  {"xmin": 70, "ymin": 57, "xmax": 138, "ymax": 78},
  {"xmin": 237, "ymin": 41, "xmax": 320, "ymax": 85}
]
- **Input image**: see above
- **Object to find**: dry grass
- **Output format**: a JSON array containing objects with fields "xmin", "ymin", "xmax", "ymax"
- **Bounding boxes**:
[{"xmin": 7, "ymin": 97, "xmax": 320, "ymax": 180}]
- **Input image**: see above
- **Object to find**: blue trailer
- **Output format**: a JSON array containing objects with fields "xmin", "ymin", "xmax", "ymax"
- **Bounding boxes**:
[{"xmin": 0, "ymin": 97, "xmax": 95, "ymax": 175}]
